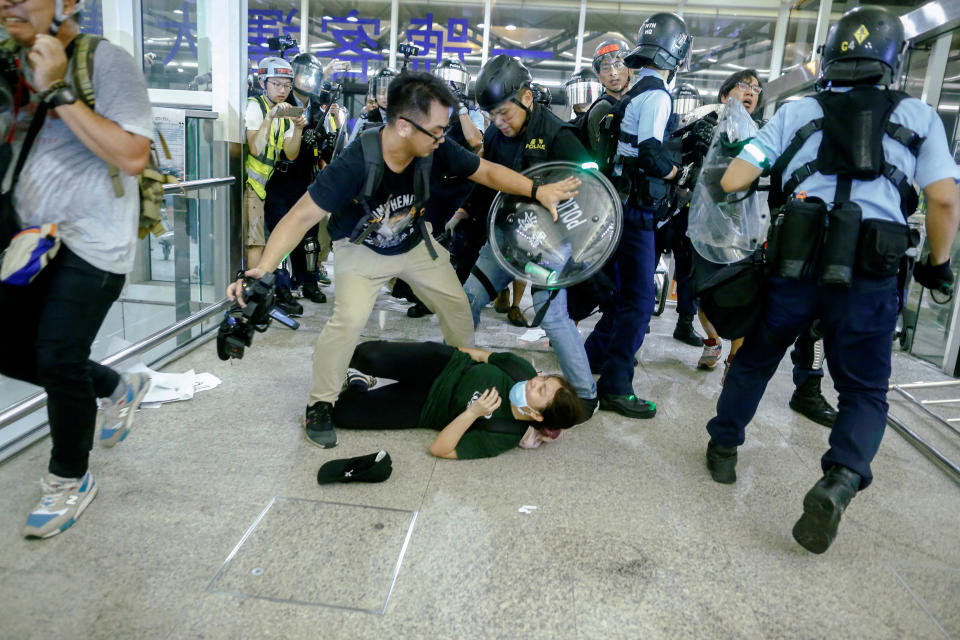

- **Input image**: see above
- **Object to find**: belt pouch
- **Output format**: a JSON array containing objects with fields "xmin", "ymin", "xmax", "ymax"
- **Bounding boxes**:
[
  {"xmin": 775, "ymin": 199, "xmax": 825, "ymax": 281},
  {"xmin": 820, "ymin": 201, "xmax": 862, "ymax": 286},
  {"xmin": 856, "ymin": 218, "xmax": 910, "ymax": 277}
]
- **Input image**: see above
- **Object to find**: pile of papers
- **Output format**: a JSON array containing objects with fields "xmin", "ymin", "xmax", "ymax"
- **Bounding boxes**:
[{"xmin": 126, "ymin": 363, "xmax": 222, "ymax": 409}]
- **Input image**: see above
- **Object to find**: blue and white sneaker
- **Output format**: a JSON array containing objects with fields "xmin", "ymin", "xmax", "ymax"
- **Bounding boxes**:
[
  {"xmin": 23, "ymin": 471, "xmax": 99, "ymax": 539},
  {"xmin": 98, "ymin": 372, "xmax": 151, "ymax": 447}
]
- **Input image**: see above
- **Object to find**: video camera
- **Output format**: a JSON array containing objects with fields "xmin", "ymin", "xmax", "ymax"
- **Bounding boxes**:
[
  {"xmin": 267, "ymin": 34, "xmax": 299, "ymax": 57},
  {"xmin": 398, "ymin": 43, "xmax": 420, "ymax": 72},
  {"xmin": 216, "ymin": 273, "xmax": 300, "ymax": 360}
]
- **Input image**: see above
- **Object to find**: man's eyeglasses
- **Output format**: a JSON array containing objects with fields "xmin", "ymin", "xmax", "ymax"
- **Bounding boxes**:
[
  {"xmin": 599, "ymin": 60, "xmax": 626, "ymax": 73},
  {"xmin": 400, "ymin": 116, "xmax": 449, "ymax": 144},
  {"xmin": 267, "ymin": 80, "xmax": 293, "ymax": 90},
  {"xmin": 736, "ymin": 81, "xmax": 763, "ymax": 95}
]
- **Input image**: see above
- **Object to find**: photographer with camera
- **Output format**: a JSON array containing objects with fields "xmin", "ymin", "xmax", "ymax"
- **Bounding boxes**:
[
  {"xmin": 244, "ymin": 56, "xmax": 308, "ymax": 271},
  {"xmin": 227, "ymin": 71, "xmax": 580, "ymax": 449},
  {"xmin": 0, "ymin": 0, "xmax": 153, "ymax": 538},
  {"xmin": 263, "ymin": 53, "xmax": 347, "ymax": 307}
]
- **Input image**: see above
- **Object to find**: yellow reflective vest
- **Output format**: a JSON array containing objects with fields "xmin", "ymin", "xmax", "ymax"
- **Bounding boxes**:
[{"xmin": 245, "ymin": 95, "xmax": 290, "ymax": 199}]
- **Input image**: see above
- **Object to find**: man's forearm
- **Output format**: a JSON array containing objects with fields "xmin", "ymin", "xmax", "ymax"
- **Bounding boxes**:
[
  {"xmin": 284, "ymin": 130, "xmax": 302, "ymax": 161},
  {"xmin": 429, "ymin": 410, "xmax": 475, "ymax": 458},
  {"xmin": 53, "ymin": 101, "xmax": 150, "ymax": 175},
  {"xmin": 924, "ymin": 179, "xmax": 960, "ymax": 264},
  {"xmin": 257, "ymin": 193, "xmax": 328, "ymax": 272},
  {"xmin": 472, "ymin": 158, "xmax": 533, "ymax": 197},
  {"xmin": 248, "ymin": 116, "xmax": 274, "ymax": 158}
]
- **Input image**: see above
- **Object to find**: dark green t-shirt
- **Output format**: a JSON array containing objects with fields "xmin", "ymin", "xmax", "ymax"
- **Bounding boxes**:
[{"xmin": 419, "ymin": 351, "xmax": 537, "ymax": 459}]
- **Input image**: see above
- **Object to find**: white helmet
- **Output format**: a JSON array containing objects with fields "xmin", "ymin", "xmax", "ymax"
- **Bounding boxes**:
[{"xmin": 258, "ymin": 56, "xmax": 294, "ymax": 81}]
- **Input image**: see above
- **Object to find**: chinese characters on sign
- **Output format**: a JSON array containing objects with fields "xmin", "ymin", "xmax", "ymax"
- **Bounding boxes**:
[{"xmin": 145, "ymin": 7, "xmax": 551, "ymax": 85}]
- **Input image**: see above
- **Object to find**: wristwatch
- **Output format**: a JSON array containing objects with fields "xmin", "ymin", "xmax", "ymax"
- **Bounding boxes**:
[
  {"xmin": 530, "ymin": 176, "xmax": 544, "ymax": 200},
  {"xmin": 43, "ymin": 83, "xmax": 78, "ymax": 108}
]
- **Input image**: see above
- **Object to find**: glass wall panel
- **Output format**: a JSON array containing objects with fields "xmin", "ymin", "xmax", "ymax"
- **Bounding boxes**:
[
  {"xmin": 79, "ymin": 0, "xmax": 104, "ymax": 36},
  {"xmin": 584, "ymin": 4, "xmax": 776, "ymax": 106},
  {"xmin": 397, "ymin": 1, "xmax": 485, "ymax": 79},
  {"xmin": 142, "ymin": 0, "xmax": 212, "ymax": 90}
]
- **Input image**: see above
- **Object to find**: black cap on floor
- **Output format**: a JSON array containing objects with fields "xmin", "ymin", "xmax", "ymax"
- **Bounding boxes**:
[{"xmin": 317, "ymin": 450, "xmax": 393, "ymax": 484}]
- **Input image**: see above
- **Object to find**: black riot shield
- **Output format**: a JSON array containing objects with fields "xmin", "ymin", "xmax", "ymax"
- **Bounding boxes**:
[{"xmin": 487, "ymin": 161, "xmax": 622, "ymax": 288}]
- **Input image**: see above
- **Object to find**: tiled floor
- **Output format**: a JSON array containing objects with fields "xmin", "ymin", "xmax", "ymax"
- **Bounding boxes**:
[{"xmin": 1, "ymin": 284, "xmax": 959, "ymax": 639}]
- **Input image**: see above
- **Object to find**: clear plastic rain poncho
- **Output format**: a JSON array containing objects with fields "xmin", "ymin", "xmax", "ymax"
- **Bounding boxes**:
[{"xmin": 686, "ymin": 98, "xmax": 770, "ymax": 264}]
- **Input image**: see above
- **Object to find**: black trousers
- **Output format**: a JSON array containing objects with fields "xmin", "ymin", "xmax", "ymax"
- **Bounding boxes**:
[
  {"xmin": 265, "ymin": 185, "xmax": 318, "ymax": 287},
  {"xmin": 0, "ymin": 246, "xmax": 125, "ymax": 477},
  {"xmin": 332, "ymin": 341, "xmax": 454, "ymax": 429}
]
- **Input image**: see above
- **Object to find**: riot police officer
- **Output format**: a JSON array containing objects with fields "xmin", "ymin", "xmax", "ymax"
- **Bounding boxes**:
[
  {"xmin": 348, "ymin": 67, "xmax": 396, "ymax": 142},
  {"xmin": 563, "ymin": 69, "xmax": 602, "ymax": 120},
  {"xmin": 460, "ymin": 55, "xmax": 599, "ymax": 417},
  {"xmin": 706, "ymin": 6, "xmax": 960, "ymax": 554},
  {"xmin": 583, "ymin": 14, "xmax": 691, "ymax": 419},
  {"xmin": 580, "ymin": 38, "xmax": 632, "ymax": 159}
]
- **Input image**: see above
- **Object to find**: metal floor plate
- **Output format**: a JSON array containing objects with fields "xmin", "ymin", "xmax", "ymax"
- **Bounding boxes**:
[{"xmin": 207, "ymin": 497, "xmax": 418, "ymax": 614}]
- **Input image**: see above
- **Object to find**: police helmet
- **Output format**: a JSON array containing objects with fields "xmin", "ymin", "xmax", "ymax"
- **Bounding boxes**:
[
  {"xmin": 623, "ymin": 13, "xmax": 692, "ymax": 78},
  {"xmin": 291, "ymin": 53, "xmax": 323, "ymax": 97},
  {"xmin": 819, "ymin": 6, "xmax": 906, "ymax": 87},
  {"xmin": 592, "ymin": 38, "xmax": 630, "ymax": 73},
  {"xmin": 258, "ymin": 56, "xmax": 294, "ymax": 81},
  {"xmin": 531, "ymin": 83, "xmax": 551, "ymax": 106},
  {"xmin": 475, "ymin": 54, "xmax": 532, "ymax": 112},
  {"xmin": 434, "ymin": 58, "xmax": 471, "ymax": 96},
  {"xmin": 671, "ymin": 83, "xmax": 702, "ymax": 117},
  {"xmin": 564, "ymin": 69, "xmax": 603, "ymax": 108},
  {"xmin": 372, "ymin": 67, "xmax": 398, "ymax": 107}
]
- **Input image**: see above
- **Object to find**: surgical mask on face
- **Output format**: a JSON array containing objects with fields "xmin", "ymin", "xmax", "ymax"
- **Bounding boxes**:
[{"xmin": 510, "ymin": 380, "xmax": 531, "ymax": 413}]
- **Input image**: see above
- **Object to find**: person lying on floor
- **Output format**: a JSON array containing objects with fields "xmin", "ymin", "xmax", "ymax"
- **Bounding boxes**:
[{"xmin": 332, "ymin": 340, "xmax": 587, "ymax": 459}]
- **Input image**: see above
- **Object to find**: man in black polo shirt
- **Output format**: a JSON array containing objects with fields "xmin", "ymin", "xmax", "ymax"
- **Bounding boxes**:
[{"xmin": 228, "ymin": 72, "xmax": 579, "ymax": 448}]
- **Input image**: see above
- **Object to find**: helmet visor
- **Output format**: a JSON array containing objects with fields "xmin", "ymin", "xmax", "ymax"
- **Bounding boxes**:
[
  {"xmin": 293, "ymin": 64, "xmax": 323, "ymax": 95},
  {"xmin": 436, "ymin": 66, "xmax": 470, "ymax": 95},
  {"xmin": 565, "ymin": 79, "xmax": 603, "ymax": 106}
]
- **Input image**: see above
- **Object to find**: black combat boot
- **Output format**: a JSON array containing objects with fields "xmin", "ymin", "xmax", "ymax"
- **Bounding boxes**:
[
  {"xmin": 789, "ymin": 377, "xmax": 837, "ymax": 428},
  {"xmin": 407, "ymin": 302, "xmax": 433, "ymax": 318},
  {"xmin": 673, "ymin": 314, "xmax": 704, "ymax": 347},
  {"xmin": 301, "ymin": 281, "xmax": 327, "ymax": 304},
  {"xmin": 792, "ymin": 465, "xmax": 861, "ymax": 554},
  {"xmin": 706, "ymin": 439, "xmax": 737, "ymax": 484},
  {"xmin": 275, "ymin": 287, "xmax": 303, "ymax": 317}
]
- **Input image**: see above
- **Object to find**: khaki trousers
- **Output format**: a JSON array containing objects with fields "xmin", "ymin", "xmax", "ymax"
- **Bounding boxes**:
[{"xmin": 310, "ymin": 237, "xmax": 474, "ymax": 405}]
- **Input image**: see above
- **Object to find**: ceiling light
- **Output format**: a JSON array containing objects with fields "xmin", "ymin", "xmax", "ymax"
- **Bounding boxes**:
[
  {"xmin": 347, "ymin": 15, "xmax": 358, "ymax": 22},
  {"xmin": 173, "ymin": 9, "xmax": 182, "ymax": 14},
  {"xmin": 505, "ymin": 24, "xmax": 517, "ymax": 31}
]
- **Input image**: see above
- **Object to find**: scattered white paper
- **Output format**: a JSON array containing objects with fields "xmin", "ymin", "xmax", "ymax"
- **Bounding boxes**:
[
  {"xmin": 193, "ymin": 372, "xmax": 222, "ymax": 392},
  {"xmin": 517, "ymin": 329, "xmax": 546, "ymax": 342},
  {"xmin": 518, "ymin": 505, "xmax": 538, "ymax": 514}
]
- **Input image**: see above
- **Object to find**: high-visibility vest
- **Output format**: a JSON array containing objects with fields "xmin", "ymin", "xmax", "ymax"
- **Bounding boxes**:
[{"xmin": 245, "ymin": 95, "xmax": 290, "ymax": 199}]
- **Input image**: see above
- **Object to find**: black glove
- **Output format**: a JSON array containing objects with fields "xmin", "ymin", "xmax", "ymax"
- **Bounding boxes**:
[{"xmin": 913, "ymin": 257, "xmax": 954, "ymax": 301}]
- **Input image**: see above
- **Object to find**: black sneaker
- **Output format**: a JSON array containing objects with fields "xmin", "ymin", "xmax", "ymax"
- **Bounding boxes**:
[
  {"xmin": 792, "ymin": 465, "xmax": 860, "ymax": 554},
  {"xmin": 407, "ymin": 302, "xmax": 433, "ymax": 318},
  {"xmin": 301, "ymin": 282, "xmax": 327, "ymax": 304},
  {"xmin": 706, "ymin": 439, "xmax": 738, "ymax": 484},
  {"xmin": 598, "ymin": 394, "xmax": 656, "ymax": 419},
  {"xmin": 304, "ymin": 402, "xmax": 337, "ymax": 448}
]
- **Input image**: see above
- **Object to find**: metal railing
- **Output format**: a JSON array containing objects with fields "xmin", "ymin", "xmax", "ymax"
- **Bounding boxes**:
[
  {"xmin": 0, "ymin": 299, "xmax": 231, "ymax": 458},
  {"xmin": 164, "ymin": 176, "xmax": 235, "ymax": 192}
]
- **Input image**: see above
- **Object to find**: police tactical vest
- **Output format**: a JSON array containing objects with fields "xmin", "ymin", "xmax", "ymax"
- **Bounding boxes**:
[
  {"xmin": 769, "ymin": 86, "xmax": 924, "ymax": 220},
  {"xmin": 483, "ymin": 104, "xmax": 575, "ymax": 173},
  {"xmin": 245, "ymin": 94, "xmax": 290, "ymax": 199}
]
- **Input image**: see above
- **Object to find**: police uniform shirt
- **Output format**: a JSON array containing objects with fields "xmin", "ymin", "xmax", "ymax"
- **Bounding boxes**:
[
  {"xmin": 616, "ymin": 68, "xmax": 672, "ymax": 159},
  {"xmin": 739, "ymin": 91, "xmax": 960, "ymax": 224},
  {"xmin": 307, "ymin": 136, "xmax": 481, "ymax": 255}
]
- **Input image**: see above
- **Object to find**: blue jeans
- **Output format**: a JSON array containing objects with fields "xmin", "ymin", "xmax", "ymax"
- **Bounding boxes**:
[
  {"xmin": 584, "ymin": 206, "xmax": 657, "ymax": 396},
  {"xmin": 463, "ymin": 244, "xmax": 597, "ymax": 400},
  {"xmin": 706, "ymin": 275, "xmax": 900, "ymax": 489}
]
